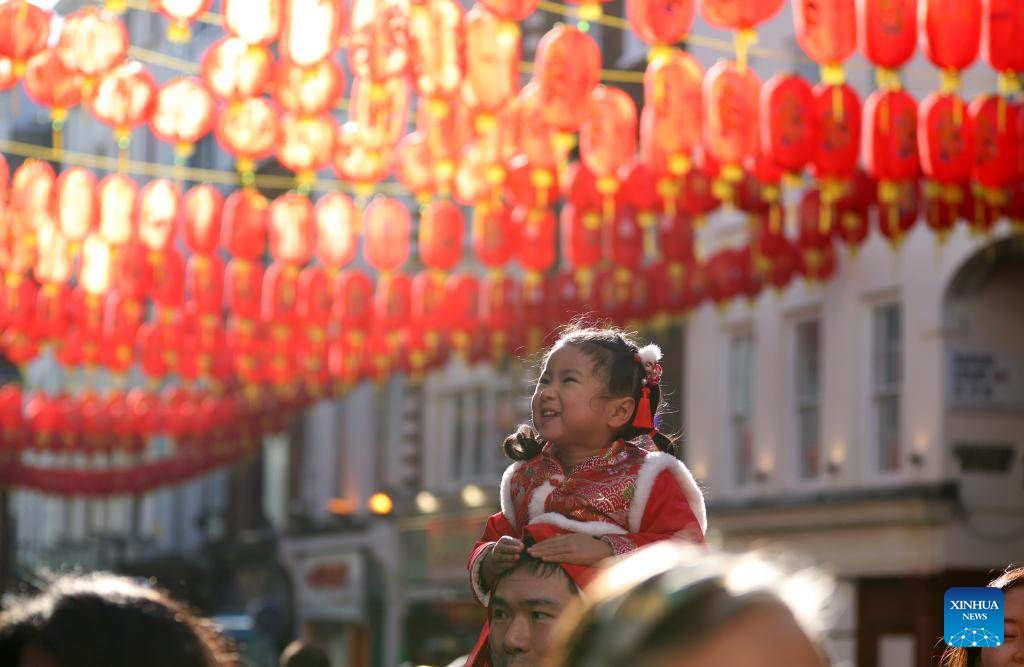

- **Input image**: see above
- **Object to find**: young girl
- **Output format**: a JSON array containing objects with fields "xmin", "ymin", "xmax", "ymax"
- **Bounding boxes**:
[{"xmin": 465, "ymin": 324, "xmax": 706, "ymax": 664}]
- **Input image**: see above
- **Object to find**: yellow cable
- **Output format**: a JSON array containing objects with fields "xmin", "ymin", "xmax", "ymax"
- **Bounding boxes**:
[
  {"xmin": 128, "ymin": 46, "xmax": 199, "ymax": 75},
  {"xmin": 0, "ymin": 138, "xmax": 409, "ymax": 196}
]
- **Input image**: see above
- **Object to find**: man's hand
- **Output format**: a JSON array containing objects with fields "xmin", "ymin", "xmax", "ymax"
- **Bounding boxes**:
[
  {"xmin": 527, "ymin": 534, "xmax": 613, "ymax": 565},
  {"xmin": 481, "ymin": 536, "xmax": 525, "ymax": 588}
]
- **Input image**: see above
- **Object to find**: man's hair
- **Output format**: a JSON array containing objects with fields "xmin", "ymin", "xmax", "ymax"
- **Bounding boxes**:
[
  {"xmin": 280, "ymin": 640, "xmax": 330, "ymax": 667},
  {"xmin": 492, "ymin": 552, "xmax": 579, "ymax": 600}
]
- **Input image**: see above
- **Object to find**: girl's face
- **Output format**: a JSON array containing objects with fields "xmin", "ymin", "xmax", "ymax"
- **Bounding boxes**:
[
  {"xmin": 532, "ymin": 344, "xmax": 624, "ymax": 451},
  {"xmin": 981, "ymin": 587, "xmax": 1024, "ymax": 666}
]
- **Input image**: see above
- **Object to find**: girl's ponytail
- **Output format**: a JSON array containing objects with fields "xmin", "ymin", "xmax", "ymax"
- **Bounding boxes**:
[{"xmin": 503, "ymin": 424, "xmax": 545, "ymax": 461}]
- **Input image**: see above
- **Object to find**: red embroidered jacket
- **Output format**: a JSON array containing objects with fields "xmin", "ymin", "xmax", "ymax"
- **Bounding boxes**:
[{"xmin": 466, "ymin": 439, "xmax": 706, "ymax": 606}]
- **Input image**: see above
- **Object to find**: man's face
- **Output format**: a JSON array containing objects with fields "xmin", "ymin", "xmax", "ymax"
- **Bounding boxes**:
[{"xmin": 489, "ymin": 567, "xmax": 576, "ymax": 667}]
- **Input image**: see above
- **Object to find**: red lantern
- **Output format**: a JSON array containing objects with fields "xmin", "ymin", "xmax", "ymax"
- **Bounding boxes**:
[
  {"xmin": 348, "ymin": 0, "xmax": 412, "ymax": 81},
  {"xmin": 274, "ymin": 57, "xmax": 346, "ymax": 115},
  {"xmin": 332, "ymin": 269, "xmax": 375, "ymax": 338},
  {"xmin": 875, "ymin": 180, "xmax": 920, "ymax": 244},
  {"xmin": 223, "ymin": 0, "xmax": 284, "ymax": 45},
  {"xmin": 394, "ymin": 132, "xmax": 436, "ymax": 202},
  {"xmin": 513, "ymin": 206, "xmax": 556, "ymax": 278},
  {"xmin": 262, "ymin": 261, "xmax": 299, "ymax": 325},
  {"xmin": 276, "ymin": 112, "xmax": 338, "ymax": 179},
  {"xmin": 23, "ymin": 49, "xmax": 83, "ymax": 122},
  {"xmin": 921, "ymin": 0, "xmax": 982, "ymax": 73},
  {"xmin": 215, "ymin": 97, "xmax": 279, "ymax": 171},
  {"xmin": 919, "ymin": 92, "xmax": 973, "ymax": 186},
  {"xmin": 103, "ymin": 292, "xmax": 144, "ymax": 372},
  {"xmin": 350, "ymin": 75, "xmax": 412, "ymax": 153},
  {"xmin": 34, "ymin": 222, "xmax": 72, "ymax": 288},
  {"xmin": 222, "ymin": 189, "xmax": 269, "ymax": 259},
  {"xmin": 761, "ymin": 73, "xmax": 816, "ymax": 174},
  {"xmin": 516, "ymin": 82, "xmax": 559, "ymax": 175},
  {"xmin": 334, "ymin": 121, "xmax": 394, "ymax": 188},
  {"xmin": 98, "ymin": 173, "xmax": 139, "ymax": 247},
  {"xmin": 420, "ymin": 201, "xmax": 464, "ymax": 272},
  {"xmin": 186, "ymin": 254, "xmax": 225, "ymax": 315},
  {"xmin": 605, "ymin": 209, "xmax": 645, "ymax": 271},
  {"xmin": 923, "ymin": 185, "xmax": 963, "ymax": 243},
  {"xmin": 463, "ymin": 6, "xmax": 520, "ymax": 114},
  {"xmin": 150, "ymin": 77, "xmax": 215, "ymax": 155},
  {"xmin": 113, "ymin": 242, "xmax": 152, "ymax": 303},
  {"xmin": 811, "ymin": 83, "xmax": 862, "ymax": 182},
  {"xmin": 56, "ymin": 167, "xmax": 99, "ymax": 245},
  {"xmin": 659, "ymin": 210, "xmax": 695, "ymax": 264},
  {"xmin": 363, "ymin": 197, "xmax": 411, "ymax": 273},
  {"xmin": 181, "ymin": 184, "xmax": 224, "ymax": 255},
  {"xmin": 374, "ymin": 273, "xmax": 413, "ymax": 339},
  {"xmin": 0, "ymin": 1, "xmax": 50, "ymax": 75},
  {"xmin": 445, "ymin": 273, "xmax": 480, "ymax": 352},
  {"xmin": 473, "ymin": 203, "xmax": 517, "ymax": 269},
  {"xmin": 620, "ymin": 158, "xmax": 662, "ymax": 220},
  {"xmin": 864, "ymin": 89, "xmax": 920, "ymax": 183},
  {"xmin": 89, "ymin": 62, "xmax": 157, "ymax": 140},
  {"xmin": 627, "ymin": 0, "xmax": 695, "ymax": 49},
  {"xmin": 969, "ymin": 95, "xmax": 1020, "ymax": 190},
  {"xmin": 703, "ymin": 60, "xmax": 761, "ymax": 180},
  {"xmin": 298, "ymin": 265, "xmax": 332, "ymax": 330},
  {"xmin": 149, "ymin": 248, "xmax": 185, "ymax": 310},
  {"xmin": 793, "ymin": 0, "xmax": 856, "ymax": 68},
  {"xmin": 314, "ymin": 193, "xmax": 359, "ymax": 270},
  {"xmin": 268, "ymin": 193, "xmax": 314, "ymax": 266},
  {"xmin": 411, "ymin": 270, "xmax": 449, "ymax": 344},
  {"xmin": 201, "ymin": 38, "xmax": 273, "ymax": 101},
  {"xmin": 580, "ymin": 85, "xmax": 637, "ymax": 216},
  {"xmin": 480, "ymin": 272, "xmax": 523, "ymax": 359},
  {"xmin": 700, "ymin": 0, "xmax": 784, "ymax": 30},
  {"xmin": 982, "ymin": 0, "xmax": 1024, "ymax": 73},
  {"xmin": 857, "ymin": 0, "xmax": 917, "ymax": 72},
  {"xmin": 35, "ymin": 282, "xmax": 71, "ymax": 342},
  {"xmin": 504, "ymin": 155, "xmax": 560, "ymax": 211},
  {"xmin": 480, "ymin": 0, "xmax": 538, "ymax": 21},
  {"xmin": 56, "ymin": 8, "xmax": 128, "ymax": 83},
  {"xmin": 226, "ymin": 258, "xmax": 265, "ymax": 320},
  {"xmin": 560, "ymin": 203, "xmax": 603, "ymax": 272},
  {"xmin": 641, "ymin": 50, "xmax": 703, "ymax": 181},
  {"xmin": 279, "ymin": 0, "xmax": 343, "ymax": 67},
  {"xmin": 409, "ymin": 0, "xmax": 464, "ymax": 101},
  {"xmin": 534, "ymin": 25, "xmax": 601, "ymax": 132},
  {"xmin": 154, "ymin": 0, "xmax": 214, "ymax": 42},
  {"xmin": 137, "ymin": 179, "xmax": 180, "ymax": 253}
]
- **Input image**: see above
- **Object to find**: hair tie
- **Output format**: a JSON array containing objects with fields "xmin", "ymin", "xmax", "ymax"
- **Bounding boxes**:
[{"xmin": 632, "ymin": 344, "xmax": 663, "ymax": 430}]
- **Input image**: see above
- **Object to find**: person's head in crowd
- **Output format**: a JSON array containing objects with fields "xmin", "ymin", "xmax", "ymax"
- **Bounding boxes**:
[
  {"xmin": 489, "ymin": 551, "xmax": 580, "ymax": 667},
  {"xmin": 941, "ymin": 565, "xmax": 1024, "ymax": 667},
  {"xmin": 544, "ymin": 542, "xmax": 833, "ymax": 667},
  {"xmin": 0, "ymin": 572, "xmax": 236, "ymax": 667},
  {"xmin": 280, "ymin": 640, "xmax": 330, "ymax": 667}
]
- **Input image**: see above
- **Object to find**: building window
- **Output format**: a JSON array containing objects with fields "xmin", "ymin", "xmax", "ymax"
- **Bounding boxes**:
[
  {"xmin": 872, "ymin": 303, "xmax": 902, "ymax": 472},
  {"xmin": 728, "ymin": 332, "xmax": 755, "ymax": 485},
  {"xmin": 795, "ymin": 319, "xmax": 821, "ymax": 479}
]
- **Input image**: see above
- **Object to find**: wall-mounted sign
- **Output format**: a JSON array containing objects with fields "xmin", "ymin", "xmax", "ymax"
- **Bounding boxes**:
[
  {"xmin": 948, "ymin": 350, "xmax": 1024, "ymax": 411},
  {"xmin": 295, "ymin": 552, "xmax": 364, "ymax": 620}
]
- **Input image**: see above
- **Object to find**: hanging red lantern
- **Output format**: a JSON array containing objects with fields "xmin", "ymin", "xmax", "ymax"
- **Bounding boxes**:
[
  {"xmin": 314, "ymin": 192, "xmax": 359, "ymax": 270},
  {"xmin": 923, "ymin": 185, "xmax": 963, "ymax": 243},
  {"xmin": 921, "ymin": 0, "xmax": 982, "ymax": 74},
  {"xmin": 513, "ymin": 206, "xmax": 556, "ymax": 281},
  {"xmin": 23, "ymin": 49, "xmax": 83, "ymax": 128},
  {"xmin": 864, "ymin": 89, "xmax": 920, "ymax": 182},
  {"xmin": 150, "ymin": 77, "xmax": 215, "ymax": 156},
  {"xmin": 332, "ymin": 269, "xmax": 375, "ymax": 341},
  {"xmin": 620, "ymin": 158, "xmax": 662, "ymax": 224},
  {"xmin": 516, "ymin": 82, "xmax": 559, "ymax": 178},
  {"xmin": 103, "ymin": 292, "xmax": 144, "ymax": 373},
  {"xmin": 98, "ymin": 173, "xmax": 139, "ymax": 247},
  {"xmin": 79, "ymin": 234, "xmax": 114, "ymax": 296},
  {"xmin": 274, "ymin": 57, "xmax": 346, "ymax": 115},
  {"xmin": 560, "ymin": 203, "xmax": 603, "ymax": 278},
  {"xmin": 348, "ymin": 0, "xmax": 412, "ymax": 81},
  {"xmin": 35, "ymin": 281, "xmax": 71, "ymax": 342},
  {"xmin": 149, "ymin": 248, "xmax": 185, "ymax": 310},
  {"xmin": 56, "ymin": 167, "xmax": 99, "ymax": 246},
  {"xmin": 374, "ymin": 273, "xmax": 413, "ymax": 341},
  {"xmin": 875, "ymin": 180, "xmax": 920, "ymax": 244},
  {"xmin": 215, "ymin": 96, "xmax": 279, "ymax": 174},
  {"xmin": 222, "ymin": 189, "xmax": 269, "ymax": 259},
  {"xmin": 411, "ymin": 270, "xmax": 449, "ymax": 347},
  {"xmin": 298, "ymin": 265, "xmax": 332, "ymax": 332},
  {"xmin": 564, "ymin": 160, "xmax": 602, "ymax": 212},
  {"xmin": 480, "ymin": 271, "xmax": 523, "ymax": 360},
  {"xmin": 580, "ymin": 85, "xmax": 637, "ymax": 219},
  {"xmin": 262, "ymin": 260, "xmax": 299, "ymax": 326},
  {"xmin": 641, "ymin": 49, "xmax": 703, "ymax": 187},
  {"xmin": 201, "ymin": 38, "xmax": 274, "ymax": 101},
  {"xmin": 703, "ymin": 60, "xmax": 761, "ymax": 181},
  {"xmin": 226, "ymin": 258, "xmax": 264, "ymax": 320},
  {"xmin": 334, "ymin": 122, "xmax": 394, "ymax": 189},
  {"xmin": 137, "ymin": 179, "xmax": 180, "ymax": 253},
  {"xmin": 415, "ymin": 96, "xmax": 463, "ymax": 185},
  {"xmin": 89, "ymin": 62, "xmax": 157, "ymax": 143},
  {"xmin": 268, "ymin": 192, "xmax": 314, "ymax": 265},
  {"xmin": 504, "ymin": 155, "xmax": 560, "ymax": 211},
  {"xmin": 605, "ymin": 208, "xmax": 645, "ymax": 272},
  {"xmin": 113, "ymin": 242, "xmax": 151, "ymax": 303},
  {"xmin": 833, "ymin": 169, "xmax": 874, "ymax": 253},
  {"xmin": 56, "ymin": 8, "xmax": 128, "ymax": 86},
  {"xmin": 276, "ymin": 112, "xmax": 338, "ymax": 181},
  {"xmin": 463, "ymin": 5, "xmax": 520, "ymax": 115},
  {"xmin": 0, "ymin": 57, "xmax": 13, "ymax": 92},
  {"xmin": 969, "ymin": 95, "xmax": 1020, "ymax": 191},
  {"xmin": 445, "ymin": 273, "xmax": 480, "ymax": 353},
  {"xmin": 793, "ymin": 0, "xmax": 856, "ymax": 71},
  {"xmin": 473, "ymin": 203, "xmax": 517, "ymax": 269},
  {"xmin": 627, "ymin": 0, "xmax": 695, "ymax": 51},
  {"xmin": 33, "ymin": 222, "xmax": 72, "ymax": 287},
  {"xmin": 982, "ymin": 0, "xmax": 1024, "ymax": 76},
  {"xmin": 919, "ymin": 92, "xmax": 974, "ymax": 186},
  {"xmin": 479, "ymin": 0, "xmax": 538, "ymax": 21},
  {"xmin": 678, "ymin": 156, "xmax": 722, "ymax": 222},
  {"xmin": 700, "ymin": 0, "xmax": 783, "ymax": 30},
  {"xmin": 811, "ymin": 83, "xmax": 862, "ymax": 187},
  {"xmin": 857, "ymin": 0, "xmax": 917, "ymax": 77},
  {"xmin": 350, "ymin": 75, "xmax": 412, "ymax": 153},
  {"xmin": 363, "ymin": 197, "xmax": 411, "ymax": 273},
  {"xmin": 0, "ymin": 1, "xmax": 50, "ymax": 76},
  {"xmin": 186, "ymin": 253, "xmax": 225, "ymax": 315},
  {"xmin": 222, "ymin": 0, "xmax": 283, "ymax": 46},
  {"xmin": 534, "ymin": 24, "xmax": 601, "ymax": 132},
  {"xmin": 154, "ymin": 0, "xmax": 214, "ymax": 42},
  {"xmin": 181, "ymin": 184, "xmax": 223, "ymax": 255},
  {"xmin": 454, "ymin": 144, "xmax": 493, "ymax": 206},
  {"xmin": 279, "ymin": 0, "xmax": 343, "ymax": 67},
  {"xmin": 394, "ymin": 132, "xmax": 436, "ymax": 202},
  {"xmin": 420, "ymin": 201, "xmax": 464, "ymax": 272},
  {"xmin": 761, "ymin": 73, "xmax": 816, "ymax": 174},
  {"xmin": 409, "ymin": 0, "xmax": 464, "ymax": 102},
  {"xmin": 659, "ymin": 210, "xmax": 695, "ymax": 264}
]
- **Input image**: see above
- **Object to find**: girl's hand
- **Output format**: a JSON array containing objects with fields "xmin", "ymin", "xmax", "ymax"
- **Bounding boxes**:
[
  {"xmin": 527, "ymin": 534, "xmax": 613, "ymax": 565},
  {"xmin": 482, "ymin": 536, "xmax": 525, "ymax": 587}
]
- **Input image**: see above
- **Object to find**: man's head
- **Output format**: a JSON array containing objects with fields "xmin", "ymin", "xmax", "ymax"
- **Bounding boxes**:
[{"xmin": 488, "ymin": 554, "xmax": 579, "ymax": 667}]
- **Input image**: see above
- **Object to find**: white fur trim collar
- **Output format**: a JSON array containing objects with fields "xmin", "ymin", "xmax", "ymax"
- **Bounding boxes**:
[
  {"xmin": 527, "ymin": 476, "xmax": 563, "ymax": 523},
  {"xmin": 500, "ymin": 461, "xmax": 524, "ymax": 527},
  {"xmin": 628, "ymin": 452, "xmax": 707, "ymax": 535},
  {"xmin": 528, "ymin": 512, "xmax": 628, "ymax": 535}
]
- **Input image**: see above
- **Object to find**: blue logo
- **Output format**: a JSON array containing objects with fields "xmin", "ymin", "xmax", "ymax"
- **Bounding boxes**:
[{"xmin": 944, "ymin": 587, "xmax": 1004, "ymax": 648}]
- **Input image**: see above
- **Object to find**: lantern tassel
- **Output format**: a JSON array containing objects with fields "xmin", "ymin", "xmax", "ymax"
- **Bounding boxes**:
[{"xmin": 632, "ymin": 386, "xmax": 653, "ymax": 430}]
